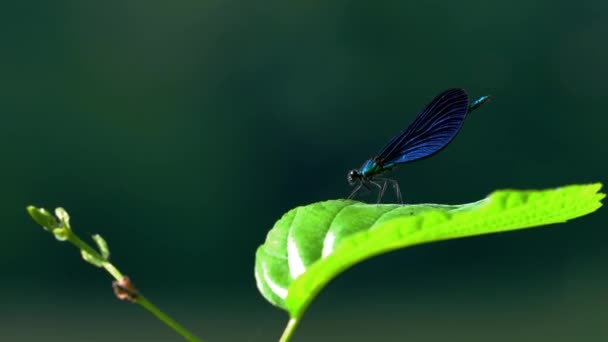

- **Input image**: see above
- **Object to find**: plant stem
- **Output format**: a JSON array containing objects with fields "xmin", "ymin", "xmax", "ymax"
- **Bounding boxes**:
[
  {"xmin": 137, "ymin": 295, "xmax": 201, "ymax": 342},
  {"xmin": 66, "ymin": 229, "xmax": 201, "ymax": 341},
  {"xmin": 102, "ymin": 262, "xmax": 123, "ymax": 281},
  {"xmin": 279, "ymin": 317, "xmax": 299, "ymax": 342}
]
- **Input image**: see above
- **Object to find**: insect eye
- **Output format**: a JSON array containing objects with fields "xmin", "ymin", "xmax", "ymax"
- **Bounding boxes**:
[{"xmin": 347, "ymin": 170, "xmax": 357, "ymax": 183}]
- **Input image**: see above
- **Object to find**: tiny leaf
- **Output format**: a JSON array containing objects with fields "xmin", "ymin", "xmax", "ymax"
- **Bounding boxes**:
[
  {"xmin": 255, "ymin": 183, "xmax": 604, "ymax": 319},
  {"xmin": 92, "ymin": 234, "xmax": 110, "ymax": 260},
  {"xmin": 26, "ymin": 206, "xmax": 58, "ymax": 231},
  {"xmin": 80, "ymin": 234, "xmax": 110, "ymax": 267},
  {"xmin": 55, "ymin": 207, "xmax": 71, "ymax": 230},
  {"xmin": 52, "ymin": 227, "xmax": 70, "ymax": 241},
  {"xmin": 81, "ymin": 249, "xmax": 105, "ymax": 267}
]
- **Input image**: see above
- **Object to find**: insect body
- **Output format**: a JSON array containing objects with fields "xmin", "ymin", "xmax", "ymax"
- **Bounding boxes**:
[{"xmin": 347, "ymin": 88, "xmax": 491, "ymax": 203}]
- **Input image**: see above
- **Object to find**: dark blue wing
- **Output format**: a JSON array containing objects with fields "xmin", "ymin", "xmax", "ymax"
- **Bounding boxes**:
[{"xmin": 375, "ymin": 88, "xmax": 469, "ymax": 165}]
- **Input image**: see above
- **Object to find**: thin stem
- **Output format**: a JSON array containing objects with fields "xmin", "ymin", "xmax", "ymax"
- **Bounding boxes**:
[
  {"xmin": 137, "ymin": 295, "xmax": 201, "ymax": 342},
  {"xmin": 279, "ymin": 317, "xmax": 300, "ymax": 342},
  {"xmin": 65, "ymin": 229, "xmax": 201, "ymax": 341},
  {"xmin": 102, "ymin": 262, "xmax": 123, "ymax": 281},
  {"xmin": 68, "ymin": 233, "xmax": 113, "ymax": 267}
]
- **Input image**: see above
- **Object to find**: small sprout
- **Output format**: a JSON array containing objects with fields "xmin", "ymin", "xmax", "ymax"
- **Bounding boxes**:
[
  {"xmin": 55, "ymin": 207, "xmax": 71, "ymax": 230},
  {"xmin": 81, "ymin": 234, "xmax": 110, "ymax": 267},
  {"xmin": 92, "ymin": 234, "xmax": 110, "ymax": 260},
  {"xmin": 113, "ymin": 276, "xmax": 139, "ymax": 302},
  {"xmin": 81, "ymin": 249, "xmax": 105, "ymax": 267},
  {"xmin": 52, "ymin": 227, "xmax": 70, "ymax": 241},
  {"xmin": 26, "ymin": 206, "xmax": 58, "ymax": 231}
]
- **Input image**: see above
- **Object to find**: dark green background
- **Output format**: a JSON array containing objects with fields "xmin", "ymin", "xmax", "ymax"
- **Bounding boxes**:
[{"xmin": 2, "ymin": 1, "xmax": 607, "ymax": 341}]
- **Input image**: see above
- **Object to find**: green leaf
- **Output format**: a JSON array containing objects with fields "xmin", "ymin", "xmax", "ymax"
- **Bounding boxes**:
[
  {"xmin": 255, "ymin": 183, "xmax": 604, "ymax": 319},
  {"xmin": 52, "ymin": 227, "xmax": 70, "ymax": 241},
  {"xmin": 81, "ymin": 235, "xmax": 110, "ymax": 267},
  {"xmin": 26, "ymin": 206, "xmax": 58, "ymax": 231},
  {"xmin": 92, "ymin": 234, "xmax": 110, "ymax": 260},
  {"xmin": 81, "ymin": 248, "xmax": 105, "ymax": 267},
  {"xmin": 55, "ymin": 207, "xmax": 71, "ymax": 230}
]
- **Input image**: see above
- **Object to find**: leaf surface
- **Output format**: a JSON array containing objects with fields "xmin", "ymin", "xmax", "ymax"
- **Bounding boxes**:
[{"xmin": 255, "ymin": 184, "xmax": 604, "ymax": 318}]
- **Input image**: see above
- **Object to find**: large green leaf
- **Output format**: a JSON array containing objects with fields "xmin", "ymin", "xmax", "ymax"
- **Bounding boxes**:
[{"xmin": 255, "ymin": 183, "xmax": 604, "ymax": 320}]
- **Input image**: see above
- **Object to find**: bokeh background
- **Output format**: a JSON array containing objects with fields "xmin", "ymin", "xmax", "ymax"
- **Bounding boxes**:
[{"xmin": 2, "ymin": 1, "xmax": 607, "ymax": 341}]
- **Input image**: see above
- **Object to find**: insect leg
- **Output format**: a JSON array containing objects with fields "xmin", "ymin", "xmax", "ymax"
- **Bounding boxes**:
[
  {"xmin": 374, "ymin": 178, "xmax": 403, "ymax": 204},
  {"xmin": 359, "ymin": 182, "xmax": 374, "ymax": 196},
  {"xmin": 348, "ymin": 183, "xmax": 363, "ymax": 199},
  {"xmin": 369, "ymin": 179, "xmax": 388, "ymax": 204},
  {"xmin": 389, "ymin": 179, "xmax": 403, "ymax": 204}
]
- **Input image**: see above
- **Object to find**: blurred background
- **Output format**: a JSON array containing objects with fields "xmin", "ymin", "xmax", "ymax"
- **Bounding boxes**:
[{"xmin": 1, "ymin": 1, "xmax": 607, "ymax": 341}]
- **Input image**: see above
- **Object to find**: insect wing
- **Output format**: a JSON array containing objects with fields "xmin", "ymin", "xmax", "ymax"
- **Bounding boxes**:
[{"xmin": 376, "ymin": 88, "xmax": 469, "ymax": 164}]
